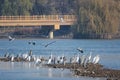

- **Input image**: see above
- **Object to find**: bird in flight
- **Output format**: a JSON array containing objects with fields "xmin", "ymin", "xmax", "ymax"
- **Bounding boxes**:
[
  {"xmin": 77, "ymin": 48, "xmax": 84, "ymax": 53},
  {"xmin": 8, "ymin": 36, "xmax": 15, "ymax": 41},
  {"xmin": 40, "ymin": 41, "xmax": 56, "ymax": 47}
]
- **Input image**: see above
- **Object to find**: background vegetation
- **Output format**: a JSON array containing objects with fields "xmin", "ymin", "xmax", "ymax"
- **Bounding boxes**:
[{"xmin": 0, "ymin": 0, "xmax": 119, "ymax": 39}]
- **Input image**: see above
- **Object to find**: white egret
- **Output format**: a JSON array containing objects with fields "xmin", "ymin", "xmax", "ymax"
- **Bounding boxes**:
[
  {"xmin": 88, "ymin": 52, "xmax": 92, "ymax": 63},
  {"xmin": 11, "ymin": 54, "xmax": 14, "ymax": 62},
  {"xmin": 35, "ymin": 57, "xmax": 41, "ymax": 64},
  {"xmin": 27, "ymin": 56, "xmax": 31, "ymax": 61},
  {"xmin": 47, "ymin": 57, "xmax": 52, "ymax": 64},
  {"xmin": 75, "ymin": 53, "xmax": 81, "ymax": 64},
  {"xmin": 59, "ymin": 54, "xmax": 66, "ymax": 64},
  {"xmin": 81, "ymin": 55, "xmax": 86, "ymax": 65},
  {"xmin": 57, "ymin": 56, "xmax": 60, "ymax": 64},
  {"xmin": 47, "ymin": 54, "xmax": 53, "ymax": 64},
  {"xmin": 22, "ymin": 53, "xmax": 28, "ymax": 59},
  {"xmin": 92, "ymin": 55, "xmax": 100, "ymax": 64}
]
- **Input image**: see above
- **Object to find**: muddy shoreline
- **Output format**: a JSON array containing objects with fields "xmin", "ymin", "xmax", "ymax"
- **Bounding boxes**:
[{"xmin": 45, "ymin": 63, "xmax": 120, "ymax": 80}]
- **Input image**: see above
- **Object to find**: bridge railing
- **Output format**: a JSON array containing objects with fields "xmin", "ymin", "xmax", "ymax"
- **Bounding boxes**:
[{"xmin": 0, "ymin": 15, "xmax": 76, "ymax": 21}]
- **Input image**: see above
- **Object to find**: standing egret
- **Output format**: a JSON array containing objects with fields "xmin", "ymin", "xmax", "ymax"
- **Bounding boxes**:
[
  {"xmin": 47, "ymin": 57, "xmax": 52, "ymax": 64},
  {"xmin": 35, "ymin": 57, "xmax": 41, "ymax": 65},
  {"xmin": 60, "ymin": 54, "xmax": 66, "ymax": 64},
  {"xmin": 88, "ymin": 52, "xmax": 92, "ymax": 63},
  {"xmin": 27, "ymin": 56, "xmax": 31, "ymax": 61},
  {"xmin": 81, "ymin": 55, "xmax": 86, "ymax": 65},
  {"xmin": 76, "ymin": 54, "xmax": 81, "ymax": 64},
  {"xmin": 57, "ymin": 56, "xmax": 60, "ymax": 64},
  {"xmin": 92, "ymin": 55, "xmax": 100, "ymax": 64},
  {"xmin": 22, "ymin": 53, "xmax": 28, "ymax": 59},
  {"xmin": 11, "ymin": 54, "xmax": 14, "ymax": 62},
  {"xmin": 47, "ymin": 54, "xmax": 53, "ymax": 64}
]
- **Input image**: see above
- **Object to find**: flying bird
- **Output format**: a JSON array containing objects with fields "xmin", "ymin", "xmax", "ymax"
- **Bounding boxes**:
[
  {"xmin": 40, "ymin": 41, "xmax": 56, "ymax": 47},
  {"xmin": 8, "ymin": 36, "xmax": 15, "ymax": 41},
  {"xmin": 77, "ymin": 48, "xmax": 84, "ymax": 53},
  {"xmin": 45, "ymin": 41, "xmax": 56, "ymax": 47}
]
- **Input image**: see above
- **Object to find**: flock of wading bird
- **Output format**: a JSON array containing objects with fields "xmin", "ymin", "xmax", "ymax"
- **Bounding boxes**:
[{"xmin": 0, "ymin": 36, "xmax": 100, "ymax": 68}]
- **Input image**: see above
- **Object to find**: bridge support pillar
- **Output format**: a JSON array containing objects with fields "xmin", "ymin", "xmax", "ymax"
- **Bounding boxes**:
[
  {"xmin": 49, "ymin": 31, "xmax": 54, "ymax": 39},
  {"xmin": 54, "ymin": 24, "xmax": 60, "ymax": 30},
  {"xmin": 49, "ymin": 24, "xmax": 60, "ymax": 39}
]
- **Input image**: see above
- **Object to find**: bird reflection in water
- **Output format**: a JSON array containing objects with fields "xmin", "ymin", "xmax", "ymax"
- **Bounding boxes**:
[{"xmin": 48, "ymin": 68, "xmax": 52, "ymax": 78}]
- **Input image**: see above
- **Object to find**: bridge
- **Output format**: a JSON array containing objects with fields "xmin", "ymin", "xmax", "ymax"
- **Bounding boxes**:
[{"xmin": 0, "ymin": 15, "xmax": 76, "ymax": 39}]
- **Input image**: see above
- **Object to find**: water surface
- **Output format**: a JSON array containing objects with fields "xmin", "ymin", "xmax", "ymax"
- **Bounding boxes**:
[{"xmin": 0, "ymin": 39, "xmax": 120, "ymax": 80}]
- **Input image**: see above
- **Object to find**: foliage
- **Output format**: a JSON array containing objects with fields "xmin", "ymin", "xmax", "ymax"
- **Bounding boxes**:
[
  {"xmin": 73, "ymin": 0, "xmax": 120, "ymax": 39},
  {"xmin": 0, "ymin": 0, "xmax": 119, "ymax": 39}
]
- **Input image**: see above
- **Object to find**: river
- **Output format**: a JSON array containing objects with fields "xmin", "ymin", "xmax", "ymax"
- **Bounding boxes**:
[{"xmin": 0, "ymin": 39, "xmax": 120, "ymax": 80}]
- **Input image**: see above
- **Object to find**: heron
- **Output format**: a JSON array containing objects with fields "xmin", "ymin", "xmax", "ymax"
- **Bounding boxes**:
[
  {"xmin": 92, "ymin": 55, "xmax": 100, "ymax": 64},
  {"xmin": 35, "ymin": 57, "xmax": 42, "ymax": 65},
  {"xmin": 10, "ymin": 54, "xmax": 14, "ymax": 62},
  {"xmin": 47, "ymin": 57, "xmax": 53, "ymax": 64},
  {"xmin": 27, "ymin": 56, "xmax": 31, "ymax": 61},
  {"xmin": 47, "ymin": 54, "xmax": 53, "ymax": 64},
  {"xmin": 76, "ymin": 54, "xmax": 81, "ymax": 64},
  {"xmin": 88, "ymin": 52, "xmax": 92, "ymax": 63},
  {"xmin": 59, "ymin": 54, "xmax": 65, "ymax": 64},
  {"xmin": 81, "ymin": 55, "xmax": 86, "ymax": 65},
  {"xmin": 22, "ymin": 53, "xmax": 28, "ymax": 61},
  {"xmin": 57, "ymin": 56, "xmax": 60, "ymax": 64}
]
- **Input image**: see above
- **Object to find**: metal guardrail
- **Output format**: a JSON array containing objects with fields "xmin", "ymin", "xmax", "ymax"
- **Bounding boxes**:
[
  {"xmin": 0, "ymin": 15, "xmax": 76, "ymax": 27},
  {"xmin": 0, "ymin": 15, "xmax": 76, "ymax": 20}
]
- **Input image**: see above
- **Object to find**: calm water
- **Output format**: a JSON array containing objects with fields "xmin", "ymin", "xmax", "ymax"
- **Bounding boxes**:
[{"xmin": 0, "ymin": 39, "xmax": 120, "ymax": 80}]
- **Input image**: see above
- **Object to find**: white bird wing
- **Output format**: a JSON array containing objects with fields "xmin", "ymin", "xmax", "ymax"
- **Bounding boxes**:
[
  {"xmin": 8, "ymin": 36, "xmax": 12, "ymax": 39},
  {"xmin": 8, "ymin": 36, "xmax": 15, "ymax": 41}
]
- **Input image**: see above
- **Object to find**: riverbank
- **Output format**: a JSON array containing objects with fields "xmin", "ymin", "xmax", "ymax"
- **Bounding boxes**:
[{"xmin": 45, "ymin": 63, "xmax": 120, "ymax": 80}]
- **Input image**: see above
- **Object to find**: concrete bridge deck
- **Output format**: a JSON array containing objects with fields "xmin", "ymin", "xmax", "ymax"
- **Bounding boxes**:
[
  {"xmin": 0, "ymin": 15, "xmax": 76, "ymax": 39},
  {"xmin": 0, "ymin": 15, "xmax": 76, "ymax": 30}
]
